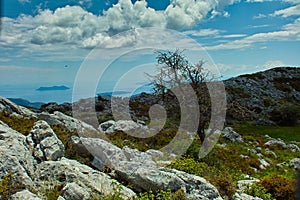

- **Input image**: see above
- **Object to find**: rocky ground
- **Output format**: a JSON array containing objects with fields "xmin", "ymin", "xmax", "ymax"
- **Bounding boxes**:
[{"xmin": 0, "ymin": 95, "xmax": 299, "ymax": 199}]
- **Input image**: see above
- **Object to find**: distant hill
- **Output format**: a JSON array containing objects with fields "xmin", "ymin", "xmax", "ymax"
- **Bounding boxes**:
[
  {"xmin": 8, "ymin": 98, "xmax": 44, "ymax": 109},
  {"xmin": 225, "ymin": 67, "xmax": 300, "ymax": 124},
  {"xmin": 36, "ymin": 85, "xmax": 70, "ymax": 91}
]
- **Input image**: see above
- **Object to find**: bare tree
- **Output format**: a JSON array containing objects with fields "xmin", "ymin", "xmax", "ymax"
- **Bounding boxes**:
[{"xmin": 147, "ymin": 49, "xmax": 216, "ymax": 142}]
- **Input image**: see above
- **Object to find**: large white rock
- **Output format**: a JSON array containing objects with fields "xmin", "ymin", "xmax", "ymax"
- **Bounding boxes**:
[
  {"xmin": 26, "ymin": 120, "xmax": 65, "ymax": 161},
  {"xmin": 81, "ymin": 137, "xmax": 223, "ymax": 199},
  {"xmin": 33, "ymin": 157, "xmax": 136, "ymax": 199},
  {"xmin": 38, "ymin": 111, "xmax": 107, "ymax": 139},
  {"xmin": 11, "ymin": 190, "xmax": 42, "ymax": 200},
  {"xmin": 98, "ymin": 120, "xmax": 149, "ymax": 135},
  {"xmin": 0, "ymin": 121, "xmax": 36, "ymax": 186}
]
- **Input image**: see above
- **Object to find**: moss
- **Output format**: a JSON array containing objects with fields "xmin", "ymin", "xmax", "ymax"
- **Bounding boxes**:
[
  {"xmin": 0, "ymin": 111, "xmax": 36, "ymax": 135},
  {"xmin": 42, "ymin": 183, "xmax": 63, "ymax": 200}
]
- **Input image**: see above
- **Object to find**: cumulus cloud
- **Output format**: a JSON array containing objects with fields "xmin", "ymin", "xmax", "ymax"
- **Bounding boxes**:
[{"xmin": 0, "ymin": 0, "xmax": 238, "ymax": 51}]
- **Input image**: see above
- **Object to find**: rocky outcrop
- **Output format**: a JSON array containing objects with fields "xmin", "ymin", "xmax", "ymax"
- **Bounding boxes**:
[
  {"xmin": 225, "ymin": 67, "xmax": 300, "ymax": 122},
  {"xmin": 81, "ymin": 137, "xmax": 223, "ymax": 199},
  {"xmin": 0, "ymin": 121, "xmax": 36, "ymax": 187},
  {"xmin": 221, "ymin": 127, "xmax": 243, "ymax": 143},
  {"xmin": 0, "ymin": 96, "xmax": 36, "ymax": 117},
  {"xmin": 98, "ymin": 120, "xmax": 149, "ymax": 135},
  {"xmin": 34, "ymin": 157, "xmax": 136, "ymax": 199},
  {"xmin": 26, "ymin": 120, "xmax": 65, "ymax": 161},
  {"xmin": 38, "ymin": 111, "xmax": 107, "ymax": 140}
]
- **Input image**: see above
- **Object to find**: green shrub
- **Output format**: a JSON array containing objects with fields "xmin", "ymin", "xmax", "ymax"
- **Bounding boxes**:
[
  {"xmin": 137, "ymin": 188, "xmax": 187, "ymax": 200},
  {"xmin": 207, "ymin": 172, "xmax": 236, "ymax": 198},
  {"xmin": 260, "ymin": 175, "xmax": 296, "ymax": 200},
  {"xmin": 168, "ymin": 157, "xmax": 208, "ymax": 177},
  {"xmin": 244, "ymin": 183, "xmax": 274, "ymax": 200},
  {"xmin": 270, "ymin": 105, "xmax": 300, "ymax": 126}
]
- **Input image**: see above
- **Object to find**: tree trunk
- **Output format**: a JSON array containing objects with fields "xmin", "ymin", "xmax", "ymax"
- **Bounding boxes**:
[{"xmin": 197, "ymin": 125, "xmax": 205, "ymax": 143}]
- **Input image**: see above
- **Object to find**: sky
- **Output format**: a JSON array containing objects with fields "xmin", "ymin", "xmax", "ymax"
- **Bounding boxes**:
[{"xmin": 0, "ymin": 0, "xmax": 299, "ymax": 102}]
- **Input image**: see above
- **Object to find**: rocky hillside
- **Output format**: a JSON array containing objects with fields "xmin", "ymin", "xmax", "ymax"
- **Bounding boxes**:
[
  {"xmin": 225, "ymin": 67, "xmax": 300, "ymax": 124},
  {"xmin": 1, "ymin": 96, "xmax": 299, "ymax": 200}
]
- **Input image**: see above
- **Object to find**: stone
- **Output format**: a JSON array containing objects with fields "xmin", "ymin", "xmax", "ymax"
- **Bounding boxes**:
[
  {"xmin": 221, "ymin": 127, "xmax": 243, "ymax": 143},
  {"xmin": 233, "ymin": 192, "xmax": 263, "ymax": 200},
  {"xmin": 71, "ymin": 136, "xmax": 91, "ymax": 157},
  {"xmin": 0, "ymin": 121, "xmax": 36, "ymax": 187},
  {"xmin": 98, "ymin": 120, "xmax": 149, "ymax": 135},
  {"xmin": 98, "ymin": 120, "xmax": 116, "ymax": 133},
  {"xmin": 264, "ymin": 139, "xmax": 286, "ymax": 149},
  {"xmin": 259, "ymin": 159, "xmax": 270, "ymax": 169},
  {"xmin": 81, "ymin": 138, "xmax": 222, "ymax": 199},
  {"xmin": 60, "ymin": 182, "xmax": 90, "ymax": 200},
  {"xmin": 289, "ymin": 158, "xmax": 300, "ymax": 170},
  {"xmin": 11, "ymin": 190, "xmax": 42, "ymax": 200},
  {"xmin": 38, "ymin": 111, "xmax": 107, "ymax": 140},
  {"xmin": 0, "ymin": 96, "xmax": 36, "ymax": 117},
  {"xmin": 287, "ymin": 143, "xmax": 300, "ymax": 152},
  {"xmin": 33, "ymin": 157, "xmax": 136, "ymax": 199},
  {"xmin": 26, "ymin": 120, "xmax": 65, "ymax": 161}
]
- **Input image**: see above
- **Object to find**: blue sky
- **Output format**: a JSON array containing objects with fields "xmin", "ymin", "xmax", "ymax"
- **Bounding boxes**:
[{"xmin": 0, "ymin": 0, "xmax": 299, "ymax": 101}]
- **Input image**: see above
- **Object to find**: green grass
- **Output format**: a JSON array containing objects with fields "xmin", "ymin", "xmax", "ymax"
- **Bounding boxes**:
[{"xmin": 233, "ymin": 124, "xmax": 300, "ymax": 142}]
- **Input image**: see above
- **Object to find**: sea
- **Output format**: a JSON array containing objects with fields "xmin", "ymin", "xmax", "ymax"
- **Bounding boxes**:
[{"xmin": 0, "ymin": 84, "xmax": 153, "ymax": 104}]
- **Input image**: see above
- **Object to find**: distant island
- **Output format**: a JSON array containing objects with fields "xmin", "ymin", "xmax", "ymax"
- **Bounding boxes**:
[
  {"xmin": 8, "ymin": 98, "xmax": 44, "ymax": 109},
  {"xmin": 36, "ymin": 85, "xmax": 70, "ymax": 91}
]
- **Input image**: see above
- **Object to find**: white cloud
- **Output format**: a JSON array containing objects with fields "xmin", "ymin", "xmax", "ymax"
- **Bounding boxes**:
[
  {"xmin": 272, "ymin": 4, "xmax": 300, "ymax": 17},
  {"xmin": 206, "ymin": 17, "xmax": 300, "ymax": 50},
  {"xmin": 184, "ymin": 29, "xmax": 222, "ymax": 37},
  {"xmin": 253, "ymin": 13, "xmax": 267, "ymax": 19},
  {"xmin": 0, "ymin": 0, "xmax": 239, "ymax": 61},
  {"xmin": 221, "ymin": 34, "xmax": 247, "ymax": 38}
]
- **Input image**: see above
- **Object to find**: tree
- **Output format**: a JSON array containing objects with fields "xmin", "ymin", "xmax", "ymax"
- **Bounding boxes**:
[{"xmin": 148, "ymin": 49, "xmax": 217, "ymax": 142}]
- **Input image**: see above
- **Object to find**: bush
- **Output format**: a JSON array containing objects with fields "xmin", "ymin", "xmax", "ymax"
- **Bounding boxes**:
[
  {"xmin": 260, "ymin": 175, "xmax": 296, "ymax": 200},
  {"xmin": 137, "ymin": 188, "xmax": 188, "ymax": 200},
  {"xmin": 168, "ymin": 157, "xmax": 208, "ymax": 177},
  {"xmin": 207, "ymin": 172, "xmax": 236, "ymax": 198},
  {"xmin": 270, "ymin": 105, "xmax": 300, "ymax": 126},
  {"xmin": 244, "ymin": 183, "xmax": 274, "ymax": 200}
]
